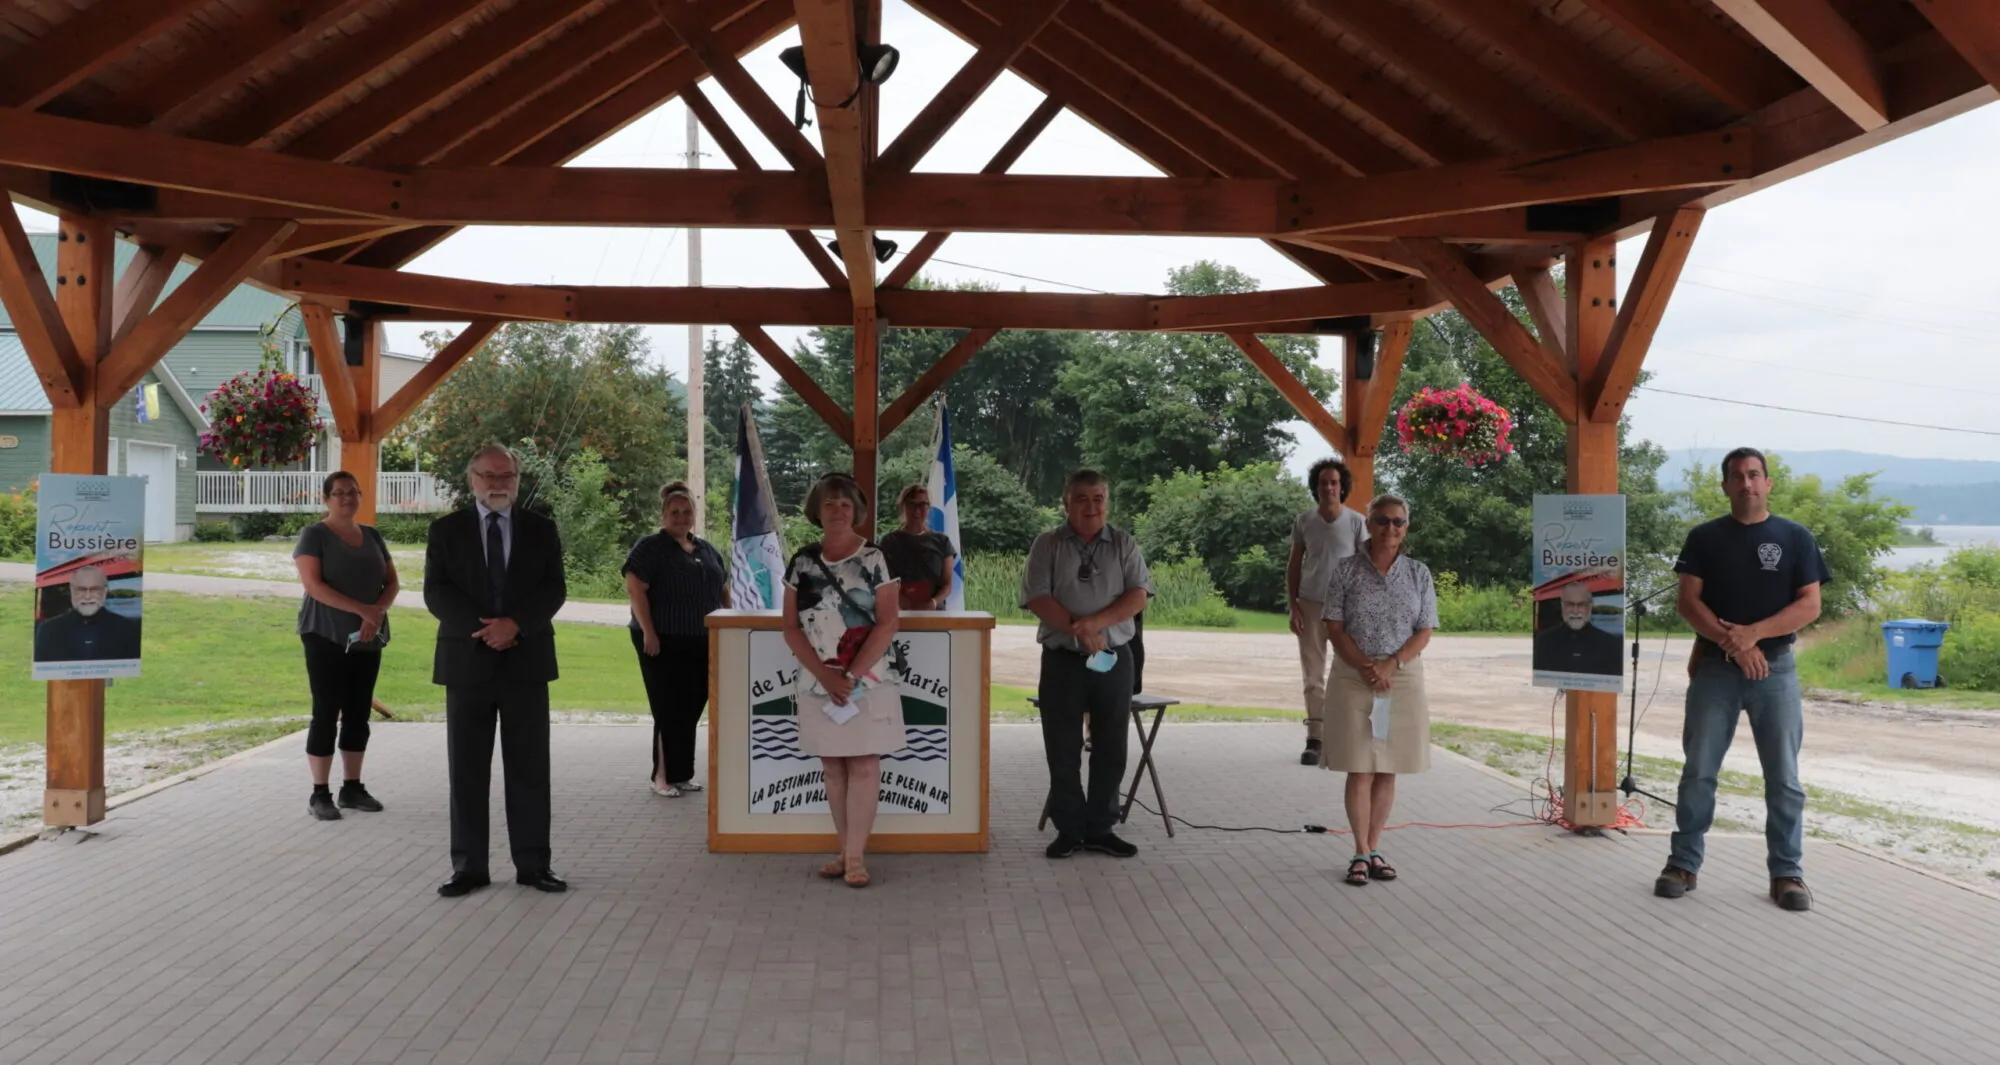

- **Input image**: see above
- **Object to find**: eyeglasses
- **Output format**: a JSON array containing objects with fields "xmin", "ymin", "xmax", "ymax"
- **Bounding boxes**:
[
  {"xmin": 328, "ymin": 490, "xmax": 362, "ymax": 499},
  {"xmin": 903, "ymin": 499, "xmax": 929, "ymax": 509},
  {"xmin": 1370, "ymin": 516, "xmax": 1408, "ymax": 528},
  {"xmin": 472, "ymin": 470, "xmax": 519, "ymax": 483}
]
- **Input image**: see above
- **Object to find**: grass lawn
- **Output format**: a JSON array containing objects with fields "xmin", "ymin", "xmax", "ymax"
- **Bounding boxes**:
[
  {"xmin": 1797, "ymin": 618, "xmax": 1999, "ymax": 710},
  {"xmin": 144, "ymin": 540, "xmax": 425, "ymax": 582}
]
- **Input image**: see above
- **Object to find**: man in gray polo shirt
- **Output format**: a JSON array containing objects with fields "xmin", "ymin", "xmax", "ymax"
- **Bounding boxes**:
[{"xmin": 1020, "ymin": 469, "xmax": 1152, "ymax": 859}]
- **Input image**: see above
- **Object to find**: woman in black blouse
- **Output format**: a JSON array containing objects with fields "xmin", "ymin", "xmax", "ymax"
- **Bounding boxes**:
[{"xmin": 624, "ymin": 481, "xmax": 731, "ymax": 797}]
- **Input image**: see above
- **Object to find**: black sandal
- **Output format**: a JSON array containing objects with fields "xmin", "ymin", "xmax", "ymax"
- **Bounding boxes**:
[
  {"xmin": 1344, "ymin": 857, "xmax": 1370, "ymax": 886},
  {"xmin": 1367, "ymin": 852, "xmax": 1398, "ymax": 881}
]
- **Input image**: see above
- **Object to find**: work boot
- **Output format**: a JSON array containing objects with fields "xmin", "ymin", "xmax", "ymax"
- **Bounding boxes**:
[
  {"xmin": 1653, "ymin": 866, "xmax": 1696, "ymax": 898},
  {"xmin": 1771, "ymin": 877, "xmax": 1812, "ymax": 912},
  {"xmin": 1301, "ymin": 739, "xmax": 1322, "ymax": 767}
]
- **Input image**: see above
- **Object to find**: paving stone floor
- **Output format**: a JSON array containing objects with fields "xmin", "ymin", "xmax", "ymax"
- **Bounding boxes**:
[{"xmin": 1, "ymin": 722, "xmax": 1997, "ymax": 1065}]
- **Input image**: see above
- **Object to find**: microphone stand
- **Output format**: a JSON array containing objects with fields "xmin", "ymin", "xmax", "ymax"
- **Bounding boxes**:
[{"xmin": 1620, "ymin": 582, "xmax": 1679, "ymax": 809}]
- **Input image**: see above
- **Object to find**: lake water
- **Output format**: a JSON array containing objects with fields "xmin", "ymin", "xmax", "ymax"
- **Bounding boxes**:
[{"xmin": 1884, "ymin": 524, "xmax": 2000, "ymax": 571}]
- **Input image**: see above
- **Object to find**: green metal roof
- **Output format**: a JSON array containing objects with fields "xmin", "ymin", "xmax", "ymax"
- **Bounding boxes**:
[
  {"xmin": 0, "ymin": 334, "xmax": 47, "ymax": 413},
  {"xmin": 0, "ymin": 232, "xmax": 296, "ymax": 332}
]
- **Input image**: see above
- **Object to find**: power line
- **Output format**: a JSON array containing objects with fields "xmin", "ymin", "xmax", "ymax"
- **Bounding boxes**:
[
  {"xmin": 1635, "ymin": 385, "xmax": 2000, "ymax": 437},
  {"xmin": 1656, "ymin": 345, "xmax": 2000, "ymax": 399},
  {"xmin": 1678, "ymin": 279, "xmax": 2000, "ymax": 348},
  {"xmin": 1687, "ymin": 264, "xmax": 2000, "ymax": 321},
  {"xmin": 919, "ymin": 254, "xmax": 1118, "ymax": 294}
]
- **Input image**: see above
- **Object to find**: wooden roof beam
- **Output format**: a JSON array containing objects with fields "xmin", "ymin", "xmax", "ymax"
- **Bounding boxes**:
[
  {"xmin": 1150, "ymin": 279, "xmax": 1432, "ymax": 331},
  {"xmin": 87, "ymin": 0, "xmax": 376, "ymax": 130},
  {"xmin": 0, "ymin": 200, "xmax": 85, "ymax": 406},
  {"xmin": 879, "ymin": 0, "xmax": 1068, "ymax": 173},
  {"xmin": 276, "ymin": 259, "xmax": 580, "ymax": 322},
  {"xmin": 654, "ymin": 0, "xmax": 825, "ymax": 173},
  {"xmin": 1197, "ymin": 0, "xmax": 1489, "ymax": 165},
  {"xmin": 373, "ymin": 322, "xmax": 502, "ymax": 435},
  {"xmin": 796, "ymin": 0, "xmax": 877, "ymax": 307},
  {"xmin": 1710, "ymin": 0, "xmax": 1889, "ymax": 129},
  {"xmin": 884, "ymin": 95, "xmax": 1062, "ymax": 288},
  {"xmin": 100, "ymin": 221, "xmax": 299, "ymax": 398},
  {"xmin": 301, "ymin": 304, "xmax": 362, "ymax": 440},
  {"xmin": 879, "ymin": 328, "xmax": 998, "ymax": 436},
  {"xmin": 1297, "ymin": 0, "xmax": 1587, "ymax": 151},
  {"xmin": 1909, "ymin": 0, "xmax": 2000, "ymax": 91},
  {"xmin": 110, "ymin": 244, "xmax": 185, "ymax": 347},
  {"xmin": 1396, "ymin": 237, "xmax": 1577, "ymax": 422},
  {"xmin": 1512, "ymin": 265, "xmax": 1568, "ymax": 365},
  {"xmin": 1228, "ymin": 333, "xmax": 1349, "ymax": 455},
  {"xmin": 683, "ymin": 85, "xmax": 847, "ymax": 288},
  {"xmin": 185, "ymin": 0, "xmax": 492, "ymax": 145},
  {"xmin": 736, "ymin": 323, "xmax": 854, "ymax": 444},
  {"xmin": 1423, "ymin": 0, "xmax": 1688, "ymax": 140},
  {"xmin": 1588, "ymin": 207, "xmax": 1704, "ymax": 420},
  {"xmin": 0, "ymin": 0, "xmax": 211, "ymax": 111},
  {"xmin": 1574, "ymin": 0, "xmax": 1798, "ymax": 115}
]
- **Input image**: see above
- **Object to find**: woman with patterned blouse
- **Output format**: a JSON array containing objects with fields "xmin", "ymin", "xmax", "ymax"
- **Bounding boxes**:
[
  {"xmin": 781, "ymin": 472, "xmax": 903, "ymax": 888},
  {"xmin": 1321, "ymin": 494, "xmax": 1438, "ymax": 887}
]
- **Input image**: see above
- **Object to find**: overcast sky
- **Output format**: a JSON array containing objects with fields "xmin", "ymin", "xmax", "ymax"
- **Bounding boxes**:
[{"xmin": 17, "ymin": 1, "xmax": 2000, "ymax": 472}]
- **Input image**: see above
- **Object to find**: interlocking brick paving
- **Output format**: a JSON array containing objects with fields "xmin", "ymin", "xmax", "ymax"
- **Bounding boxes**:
[{"xmin": 1, "ymin": 722, "xmax": 1995, "ymax": 1065}]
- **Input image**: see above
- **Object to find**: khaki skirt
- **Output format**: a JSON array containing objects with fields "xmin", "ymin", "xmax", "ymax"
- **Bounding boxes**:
[
  {"xmin": 795, "ymin": 682, "xmax": 906, "ymax": 758},
  {"xmin": 1322, "ymin": 657, "xmax": 1430, "ymax": 774}
]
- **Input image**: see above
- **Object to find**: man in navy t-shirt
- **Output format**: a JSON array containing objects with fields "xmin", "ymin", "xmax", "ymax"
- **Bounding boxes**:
[{"xmin": 1655, "ymin": 447, "xmax": 1829, "ymax": 913}]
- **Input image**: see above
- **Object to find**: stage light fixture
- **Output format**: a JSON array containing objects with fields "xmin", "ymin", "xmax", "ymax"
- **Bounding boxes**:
[
  {"xmin": 859, "ymin": 44, "xmax": 900, "ymax": 85},
  {"xmin": 777, "ymin": 42, "xmax": 900, "ymax": 128},
  {"xmin": 826, "ymin": 236, "xmax": 899, "ymax": 264}
]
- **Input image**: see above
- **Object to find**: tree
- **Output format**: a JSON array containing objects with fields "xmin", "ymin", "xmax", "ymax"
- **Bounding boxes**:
[
  {"xmin": 1378, "ymin": 289, "xmax": 1679, "ymax": 589},
  {"xmin": 412, "ymin": 322, "xmax": 684, "ymax": 529},
  {"xmin": 1679, "ymin": 453, "xmax": 1909, "ymax": 616},
  {"xmin": 1063, "ymin": 263, "xmax": 1333, "ymax": 509},
  {"xmin": 1134, "ymin": 462, "xmax": 1312, "ymax": 611},
  {"xmin": 878, "ymin": 443, "xmax": 1050, "ymax": 554},
  {"xmin": 702, "ymin": 330, "xmax": 764, "ymax": 435}
]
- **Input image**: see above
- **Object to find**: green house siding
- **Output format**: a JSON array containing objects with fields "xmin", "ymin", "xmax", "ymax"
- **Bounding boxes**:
[
  {"xmin": 0, "ymin": 416, "xmax": 49, "ymax": 495},
  {"xmin": 161, "ymin": 332, "xmax": 283, "ymax": 406},
  {"xmin": 112, "ymin": 374, "xmax": 201, "ymax": 531}
]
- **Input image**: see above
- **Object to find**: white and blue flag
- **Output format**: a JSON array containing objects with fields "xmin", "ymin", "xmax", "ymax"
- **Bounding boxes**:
[
  {"xmin": 925, "ymin": 397, "xmax": 966, "ymax": 611},
  {"xmin": 729, "ymin": 403, "xmax": 787, "ymax": 610}
]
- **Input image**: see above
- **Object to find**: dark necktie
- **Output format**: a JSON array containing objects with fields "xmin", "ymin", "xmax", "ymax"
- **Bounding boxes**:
[{"xmin": 485, "ymin": 512, "xmax": 506, "ymax": 614}]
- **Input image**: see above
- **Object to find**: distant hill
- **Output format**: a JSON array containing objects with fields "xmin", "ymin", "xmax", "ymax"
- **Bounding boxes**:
[
  {"xmin": 1876, "ymin": 483, "xmax": 2000, "ymax": 525},
  {"xmin": 1674, "ymin": 449, "xmax": 2000, "ymax": 486}
]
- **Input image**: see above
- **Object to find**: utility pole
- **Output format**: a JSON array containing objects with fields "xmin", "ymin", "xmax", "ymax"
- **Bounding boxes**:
[{"xmin": 685, "ymin": 104, "xmax": 705, "ymax": 530}]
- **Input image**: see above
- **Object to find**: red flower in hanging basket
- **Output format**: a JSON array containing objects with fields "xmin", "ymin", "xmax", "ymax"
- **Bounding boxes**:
[
  {"xmin": 200, "ymin": 369, "xmax": 322, "ymax": 469},
  {"xmin": 1396, "ymin": 384, "xmax": 1515, "ymax": 467}
]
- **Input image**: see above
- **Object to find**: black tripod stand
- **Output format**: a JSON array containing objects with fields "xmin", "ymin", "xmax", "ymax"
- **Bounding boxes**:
[{"xmin": 1619, "ymin": 583, "xmax": 1679, "ymax": 809}]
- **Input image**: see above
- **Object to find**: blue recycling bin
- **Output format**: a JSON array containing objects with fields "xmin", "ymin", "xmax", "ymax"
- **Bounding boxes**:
[{"xmin": 1882, "ymin": 619, "xmax": 1950, "ymax": 689}]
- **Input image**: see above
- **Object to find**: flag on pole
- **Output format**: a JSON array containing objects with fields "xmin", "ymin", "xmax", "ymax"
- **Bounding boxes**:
[
  {"xmin": 134, "ymin": 383, "xmax": 161, "ymax": 424},
  {"xmin": 926, "ymin": 397, "xmax": 966, "ymax": 611},
  {"xmin": 729, "ymin": 403, "xmax": 787, "ymax": 610}
]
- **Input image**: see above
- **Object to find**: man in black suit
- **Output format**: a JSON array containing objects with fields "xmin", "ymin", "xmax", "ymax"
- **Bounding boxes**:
[
  {"xmin": 1533, "ymin": 581, "xmax": 1624, "ymax": 678},
  {"xmin": 426, "ymin": 444, "xmax": 568, "ymax": 897},
  {"xmin": 34, "ymin": 565, "xmax": 142, "ymax": 663}
]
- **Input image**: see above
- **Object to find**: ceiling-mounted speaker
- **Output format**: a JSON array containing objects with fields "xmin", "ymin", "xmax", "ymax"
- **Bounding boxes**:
[
  {"xmin": 1353, "ymin": 329, "xmax": 1378, "ymax": 381},
  {"xmin": 339, "ymin": 315, "xmax": 368, "ymax": 367}
]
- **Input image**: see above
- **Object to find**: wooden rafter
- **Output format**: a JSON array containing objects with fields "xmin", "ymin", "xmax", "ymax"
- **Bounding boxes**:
[
  {"xmin": 0, "ymin": 0, "xmax": 211, "ymax": 111},
  {"xmin": 735, "ymin": 323, "xmax": 854, "ymax": 445},
  {"xmin": 283, "ymin": 0, "xmax": 585, "ymax": 163},
  {"xmin": 653, "ymin": 0, "xmax": 824, "ymax": 173},
  {"xmin": 1397, "ymin": 238, "xmax": 1577, "ymax": 422},
  {"xmin": 87, "ymin": 0, "xmax": 377, "ymax": 130},
  {"xmin": 879, "ymin": 329, "xmax": 998, "ymax": 437},
  {"xmin": 278, "ymin": 259, "xmax": 579, "ymax": 322},
  {"xmin": 1096, "ymin": 0, "xmax": 1409, "ymax": 176},
  {"xmin": 187, "ymin": 0, "xmax": 492, "ymax": 145},
  {"xmin": 110, "ymin": 244, "xmax": 184, "ymax": 347},
  {"xmin": 100, "ymin": 221, "xmax": 299, "ymax": 398},
  {"xmin": 683, "ymin": 85, "xmax": 847, "ymax": 288},
  {"xmin": 1587, "ymin": 207, "xmax": 1704, "ymax": 420},
  {"xmin": 1913, "ymin": 0, "xmax": 2000, "ymax": 90},
  {"xmin": 879, "ymin": 0, "xmax": 1068, "ymax": 174},
  {"xmin": 374, "ymin": 323, "xmax": 503, "ymax": 435},
  {"xmin": 1195, "ymin": 0, "xmax": 1488, "ymax": 165},
  {"xmin": 1227, "ymin": 332, "xmax": 1349, "ymax": 455},
  {"xmin": 1356, "ymin": 320, "xmax": 1413, "ymax": 454},
  {"xmin": 1298, "ymin": 0, "xmax": 1584, "ymax": 151},
  {"xmin": 1422, "ymin": 0, "xmax": 1687, "ymax": 140},
  {"xmin": 1150, "ymin": 280, "xmax": 1431, "ymax": 331},
  {"xmin": 0, "ymin": 203, "xmax": 85, "ymax": 406},
  {"xmin": 1576, "ymin": 0, "xmax": 1800, "ymax": 115},
  {"xmin": 798, "ymin": 0, "xmax": 879, "ymax": 307},
  {"xmin": 302, "ymin": 304, "xmax": 362, "ymax": 441},
  {"xmin": 1512, "ymin": 265, "xmax": 1568, "ymax": 365},
  {"xmin": 1710, "ymin": 0, "xmax": 1890, "ymax": 130},
  {"xmin": 884, "ymin": 96, "xmax": 1062, "ymax": 288}
]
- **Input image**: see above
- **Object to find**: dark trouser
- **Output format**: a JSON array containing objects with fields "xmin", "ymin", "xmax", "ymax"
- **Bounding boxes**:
[
  {"xmin": 632, "ymin": 630, "xmax": 709, "ymax": 784},
  {"xmin": 1039, "ymin": 645, "xmax": 1133, "ymax": 839},
  {"xmin": 446, "ymin": 679, "xmax": 552, "ymax": 877},
  {"xmin": 301, "ymin": 634, "xmax": 381, "ymax": 757}
]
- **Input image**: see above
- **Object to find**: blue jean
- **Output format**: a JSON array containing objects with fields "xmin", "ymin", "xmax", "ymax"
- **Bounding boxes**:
[{"xmin": 1669, "ymin": 650, "xmax": 1806, "ymax": 879}]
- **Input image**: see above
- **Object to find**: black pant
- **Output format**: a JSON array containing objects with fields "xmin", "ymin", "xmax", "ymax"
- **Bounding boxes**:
[
  {"xmin": 632, "ymin": 630, "xmax": 708, "ymax": 784},
  {"xmin": 445, "ymin": 680, "xmax": 552, "ymax": 877},
  {"xmin": 1039, "ymin": 646, "xmax": 1133, "ymax": 838},
  {"xmin": 301, "ymin": 634, "xmax": 381, "ymax": 757}
]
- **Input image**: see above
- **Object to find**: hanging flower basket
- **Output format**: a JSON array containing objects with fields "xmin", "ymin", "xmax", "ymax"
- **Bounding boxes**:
[
  {"xmin": 1396, "ymin": 384, "xmax": 1515, "ymax": 467},
  {"xmin": 198, "ymin": 369, "xmax": 323, "ymax": 469}
]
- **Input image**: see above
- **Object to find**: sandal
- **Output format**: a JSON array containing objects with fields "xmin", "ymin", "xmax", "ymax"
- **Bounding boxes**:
[
  {"xmin": 672, "ymin": 780, "xmax": 704, "ymax": 793},
  {"xmin": 650, "ymin": 783, "xmax": 682, "ymax": 798},
  {"xmin": 1344, "ymin": 857, "xmax": 1370, "ymax": 887},
  {"xmin": 843, "ymin": 858, "xmax": 871, "ymax": 889},
  {"xmin": 816, "ymin": 857, "xmax": 847, "ymax": 879},
  {"xmin": 1367, "ymin": 852, "xmax": 1398, "ymax": 881}
]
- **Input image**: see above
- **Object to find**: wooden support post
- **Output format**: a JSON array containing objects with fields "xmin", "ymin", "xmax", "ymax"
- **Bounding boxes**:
[
  {"xmin": 1563, "ymin": 237, "xmax": 1620, "ymax": 829},
  {"xmin": 852, "ymin": 306, "xmax": 880, "ymax": 537},
  {"xmin": 46, "ymin": 216, "xmax": 116, "ymax": 828},
  {"xmin": 1341, "ymin": 320, "xmax": 1411, "ymax": 506},
  {"xmin": 304, "ymin": 306, "xmax": 382, "ymax": 523}
]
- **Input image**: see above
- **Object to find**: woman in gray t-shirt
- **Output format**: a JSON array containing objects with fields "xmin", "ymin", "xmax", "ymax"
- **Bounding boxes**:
[{"xmin": 292, "ymin": 471, "xmax": 400, "ymax": 822}]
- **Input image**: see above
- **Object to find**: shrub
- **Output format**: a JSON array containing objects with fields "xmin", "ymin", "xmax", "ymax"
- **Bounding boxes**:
[
  {"xmin": 1432, "ymin": 570, "xmax": 1531, "ymax": 633},
  {"xmin": 962, "ymin": 552, "xmax": 1029, "ymax": 621},
  {"xmin": 519, "ymin": 445, "xmax": 638, "ymax": 601},
  {"xmin": 1222, "ymin": 544, "xmax": 1286, "ymax": 612},
  {"xmin": 0, "ymin": 484, "xmax": 34, "ymax": 560},
  {"xmin": 192, "ymin": 520, "xmax": 235, "ymax": 543},
  {"xmin": 959, "ymin": 551, "xmax": 1235, "ymax": 627},
  {"xmin": 1134, "ymin": 462, "xmax": 1309, "ymax": 610},
  {"xmin": 1157, "ymin": 595, "xmax": 1236, "ymax": 628},
  {"xmin": 373, "ymin": 513, "xmax": 436, "ymax": 544},
  {"xmin": 229, "ymin": 511, "xmax": 289, "ymax": 540},
  {"xmin": 1941, "ymin": 610, "xmax": 2000, "ymax": 693}
]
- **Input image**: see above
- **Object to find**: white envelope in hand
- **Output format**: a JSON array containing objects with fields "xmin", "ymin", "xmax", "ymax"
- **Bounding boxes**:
[
  {"xmin": 822, "ymin": 698, "xmax": 861, "ymax": 726},
  {"xmin": 1370, "ymin": 694, "xmax": 1392, "ymax": 742}
]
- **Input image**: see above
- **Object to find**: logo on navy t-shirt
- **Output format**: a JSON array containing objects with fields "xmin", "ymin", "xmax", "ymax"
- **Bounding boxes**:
[{"xmin": 1757, "ymin": 543, "xmax": 1782, "ymax": 571}]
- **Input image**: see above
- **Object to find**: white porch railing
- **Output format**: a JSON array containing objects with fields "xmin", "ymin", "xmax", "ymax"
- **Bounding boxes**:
[{"xmin": 197, "ymin": 471, "xmax": 446, "ymax": 513}]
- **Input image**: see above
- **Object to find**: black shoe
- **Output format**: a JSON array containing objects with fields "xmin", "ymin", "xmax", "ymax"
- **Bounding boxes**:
[
  {"xmin": 1654, "ymin": 866, "xmax": 1697, "ymax": 898},
  {"xmin": 1045, "ymin": 833, "xmax": 1083, "ymax": 859},
  {"xmin": 308, "ymin": 791, "xmax": 341, "ymax": 821},
  {"xmin": 1771, "ymin": 877, "xmax": 1812, "ymax": 912},
  {"xmin": 438, "ymin": 873, "xmax": 490, "ymax": 898},
  {"xmin": 337, "ymin": 782, "xmax": 383, "ymax": 812},
  {"xmin": 1301, "ymin": 747, "xmax": 1321, "ymax": 766},
  {"xmin": 516, "ymin": 870, "xmax": 569, "ymax": 893},
  {"xmin": 1084, "ymin": 832, "xmax": 1139, "ymax": 858}
]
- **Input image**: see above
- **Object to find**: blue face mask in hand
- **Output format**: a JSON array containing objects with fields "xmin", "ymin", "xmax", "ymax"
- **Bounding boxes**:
[{"xmin": 1085, "ymin": 649, "xmax": 1117, "ymax": 673}]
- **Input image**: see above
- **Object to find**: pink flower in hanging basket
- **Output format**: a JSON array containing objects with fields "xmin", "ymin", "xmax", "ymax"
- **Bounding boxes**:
[
  {"xmin": 200, "ymin": 369, "xmax": 321, "ymax": 470},
  {"xmin": 1395, "ymin": 384, "xmax": 1515, "ymax": 467}
]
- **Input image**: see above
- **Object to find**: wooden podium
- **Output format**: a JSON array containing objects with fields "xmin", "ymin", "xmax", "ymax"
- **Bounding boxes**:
[{"xmin": 705, "ymin": 610, "xmax": 995, "ymax": 853}]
